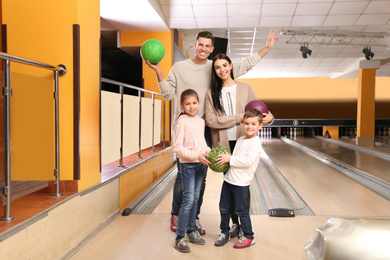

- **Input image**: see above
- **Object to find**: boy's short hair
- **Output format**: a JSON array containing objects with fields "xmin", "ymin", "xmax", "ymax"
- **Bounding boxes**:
[
  {"xmin": 244, "ymin": 109, "xmax": 263, "ymax": 123},
  {"xmin": 196, "ymin": 31, "xmax": 214, "ymax": 45}
]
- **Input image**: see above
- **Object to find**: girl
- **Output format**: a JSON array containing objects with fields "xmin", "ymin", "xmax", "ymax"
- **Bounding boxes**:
[
  {"xmin": 173, "ymin": 89, "xmax": 211, "ymax": 253},
  {"xmin": 204, "ymin": 53, "xmax": 274, "ymax": 246}
]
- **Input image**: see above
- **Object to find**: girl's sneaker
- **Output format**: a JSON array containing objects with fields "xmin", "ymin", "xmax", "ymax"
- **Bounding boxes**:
[
  {"xmin": 175, "ymin": 238, "xmax": 190, "ymax": 253},
  {"xmin": 214, "ymin": 233, "xmax": 230, "ymax": 247},
  {"xmin": 233, "ymin": 236, "xmax": 255, "ymax": 248}
]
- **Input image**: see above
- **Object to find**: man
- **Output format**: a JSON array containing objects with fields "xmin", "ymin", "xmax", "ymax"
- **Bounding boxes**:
[{"xmin": 146, "ymin": 29, "xmax": 279, "ymax": 235}]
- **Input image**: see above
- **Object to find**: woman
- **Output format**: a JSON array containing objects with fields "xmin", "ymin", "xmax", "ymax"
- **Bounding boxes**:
[{"xmin": 205, "ymin": 53, "xmax": 274, "ymax": 241}]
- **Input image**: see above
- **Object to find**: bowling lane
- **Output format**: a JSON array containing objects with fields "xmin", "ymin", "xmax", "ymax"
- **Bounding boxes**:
[
  {"xmin": 292, "ymin": 137, "xmax": 390, "ymax": 182},
  {"xmin": 261, "ymin": 138, "xmax": 390, "ymax": 217}
]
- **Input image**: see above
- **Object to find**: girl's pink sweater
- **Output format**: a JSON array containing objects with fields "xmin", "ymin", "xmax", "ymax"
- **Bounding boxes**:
[{"xmin": 173, "ymin": 115, "xmax": 211, "ymax": 163}]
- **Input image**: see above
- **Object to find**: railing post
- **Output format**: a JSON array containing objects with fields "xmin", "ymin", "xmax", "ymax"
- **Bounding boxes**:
[
  {"xmin": 51, "ymin": 70, "xmax": 62, "ymax": 197},
  {"xmin": 163, "ymin": 99, "xmax": 166, "ymax": 148},
  {"xmin": 119, "ymin": 85, "xmax": 125, "ymax": 167},
  {"xmin": 137, "ymin": 90, "xmax": 142, "ymax": 159},
  {"xmin": 1, "ymin": 59, "xmax": 14, "ymax": 221},
  {"xmin": 151, "ymin": 93, "xmax": 155, "ymax": 152}
]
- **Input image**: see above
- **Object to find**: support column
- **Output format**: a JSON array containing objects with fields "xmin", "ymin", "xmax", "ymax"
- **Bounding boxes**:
[{"xmin": 356, "ymin": 60, "xmax": 379, "ymax": 147}]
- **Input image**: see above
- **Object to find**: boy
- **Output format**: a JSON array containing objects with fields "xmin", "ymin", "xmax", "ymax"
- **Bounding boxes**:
[{"xmin": 214, "ymin": 109, "xmax": 264, "ymax": 248}]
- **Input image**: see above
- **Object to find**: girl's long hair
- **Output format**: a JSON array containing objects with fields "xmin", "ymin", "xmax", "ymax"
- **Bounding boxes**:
[{"xmin": 211, "ymin": 53, "xmax": 234, "ymax": 114}]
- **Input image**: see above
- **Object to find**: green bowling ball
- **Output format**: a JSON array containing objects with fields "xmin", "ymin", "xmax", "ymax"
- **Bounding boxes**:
[{"xmin": 140, "ymin": 39, "xmax": 165, "ymax": 64}]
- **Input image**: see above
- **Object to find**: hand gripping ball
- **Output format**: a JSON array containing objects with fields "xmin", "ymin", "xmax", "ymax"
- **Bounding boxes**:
[
  {"xmin": 140, "ymin": 39, "xmax": 165, "ymax": 64},
  {"xmin": 208, "ymin": 146, "xmax": 231, "ymax": 173},
  {"xmin": 245, "ymin": 100, "xmax": 269, "ymax": 114}
]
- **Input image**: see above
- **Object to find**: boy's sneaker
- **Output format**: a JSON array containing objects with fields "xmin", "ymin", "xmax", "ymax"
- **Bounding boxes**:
[
  {"xmin": 233, "ymin": 236, "xmax": 255, "ymax": 249},
  {"xmin": 214, "ymin": 233, "xmax": 230, "ymax": 247},
  {"xmin": 170, "ymin": 215, "xmax": 178, "ymax": 232},
  {"xmin": 187, "ymin": 231, "xmax": 205, "ymax": 245},
  {"xmin": 174, "ymin": 238, "xmax": 190, "ymax": 253},
  {"xmin": 195, "ymin": 219, "xmax": 206, "ymax": 235},
  {"xmin": 229, "ymin": 224, "xmax": 240, "ymax": 238}
]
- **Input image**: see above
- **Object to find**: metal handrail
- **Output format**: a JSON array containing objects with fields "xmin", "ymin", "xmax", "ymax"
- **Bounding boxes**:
[
  {"xmin": 101, "ymin": 77, "xmax": 166, "ymax": 166},
  {"xmin": 0, "ymin": 52, "xmax": 67, "ymax": 75},
  {"xmin": 101, "ymin": 78, "xmax": 161, "ymax": 95},
  {"xmin": 1, "ymin": 52, "xmax": 66, "ymax": 221}
]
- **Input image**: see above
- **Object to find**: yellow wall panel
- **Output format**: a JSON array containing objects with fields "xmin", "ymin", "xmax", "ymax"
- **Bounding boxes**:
[
  {"xmin": 119, "ymin": 148, "xmax": 174, "ymax": 210},
  {"xmin": 10, "ymin": 73, "xmax": 55, "ymax": 180}
]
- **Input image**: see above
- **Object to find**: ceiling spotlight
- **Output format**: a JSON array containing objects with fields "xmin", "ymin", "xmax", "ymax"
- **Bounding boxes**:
[
  {"xmin": 362, "ymin": 47, "xmax": 374, "ymax": 60},
  {"xmin": 300, "ymin": 44, "xmax": 312, "ymax": 59}
]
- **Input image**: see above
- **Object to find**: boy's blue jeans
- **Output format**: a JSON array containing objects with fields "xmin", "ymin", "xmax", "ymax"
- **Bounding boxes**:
[
  {"xmin": 219, "ymin": 181, "xmax": 254, "ymax": 239},
  {"xmin": 176, "ymin": 162, "xmax": 207, "ymax": 238}
]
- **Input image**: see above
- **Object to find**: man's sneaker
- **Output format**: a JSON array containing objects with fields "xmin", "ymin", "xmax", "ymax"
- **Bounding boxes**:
[
  {"xmin": 187, "ymin": 231, "xmax": 205, "ymax": 245},
  {"xmin": 174, "ymin": 238, "xmax": 190, "ymax": 253},
  {"xmin": 170, "ymin": 215, "xmax": 178, "ymax": 232},
  {"xmin": 238, "ymin": 226, "xmax": 243, "ymax": 238},
  {"xmin": 214, "ymin": 233, "xmax": 230, "ymax": 247},
  {"xmin": 195, "ymin": 219, "xmax": 206, "ymax": 235},
  {"xmin": 233, "ymin": 236, "xmax": 255, "ymax": 249},
  {"xmin": 229, "ymin": 224, "xmax": 240, "ymax": 238}
]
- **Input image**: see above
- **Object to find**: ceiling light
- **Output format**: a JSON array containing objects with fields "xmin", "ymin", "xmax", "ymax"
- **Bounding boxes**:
[
  {"xmin": 300, "ymin": 44, "xmax": 312, "ymax": 59},
  {"xmin": 362, "ymin": 47, "xmax": 374, "ymax": 60}
]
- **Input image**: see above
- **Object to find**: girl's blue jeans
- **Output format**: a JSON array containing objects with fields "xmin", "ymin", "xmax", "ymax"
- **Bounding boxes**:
[{"xmin": 176, "ymin": 162, "xmax": 207, "ymax": 238}]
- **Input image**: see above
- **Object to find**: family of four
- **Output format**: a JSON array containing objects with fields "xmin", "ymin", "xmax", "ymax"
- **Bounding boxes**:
[{"xmin": 146, "ymin": 29, "xmax": 279, "ymax": 253}]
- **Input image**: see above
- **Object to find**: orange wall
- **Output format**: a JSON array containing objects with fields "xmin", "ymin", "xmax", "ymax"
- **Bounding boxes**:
[
  {"xmin": 239, "ymin": 77, "xmax": 390, "ymax": 119},
  {"xmin": 3, "ymin": 0, "xmax": 76, "ymax": 181},
  {"xmin": 3, "ymin": 0, "xmax": 101, "ymax": 190},
  {"xmin": 121, "ymin": 31, "xmax": 173, "ymax": 141},
  {"xmin": 239, "ymin": 77, "xmax": 357, "ymax": 102}
]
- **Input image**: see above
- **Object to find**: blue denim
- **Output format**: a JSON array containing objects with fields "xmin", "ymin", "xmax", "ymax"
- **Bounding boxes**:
[
  {"xmin": 171, "ymin": 158, "xmax": 183, "ymax": 216},
  {"xmin": 171, "ymin": 126, "xmax": 212, "ymax": 217},
  {"xmin": 176, "ymin": 162, "xmax": 207, "ymax": 238},
  {"xmin": 219, "ymin": 181, "xmax": 254, "ymax": 239}
]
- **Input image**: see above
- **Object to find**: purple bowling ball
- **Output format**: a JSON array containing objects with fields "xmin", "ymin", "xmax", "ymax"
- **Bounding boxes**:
[{"xmin": 245, "ymin": 100, "xmax": 269, "ymax": 114}]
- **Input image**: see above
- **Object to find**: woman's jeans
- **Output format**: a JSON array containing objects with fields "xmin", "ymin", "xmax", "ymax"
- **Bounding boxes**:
[
  {"xmin": 176, "ymin": 162, "xmax": 207, "ymax": 238},
  {"xmin": 219, "ymin": 181, "xmax": 254, "ymax": 239}
]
